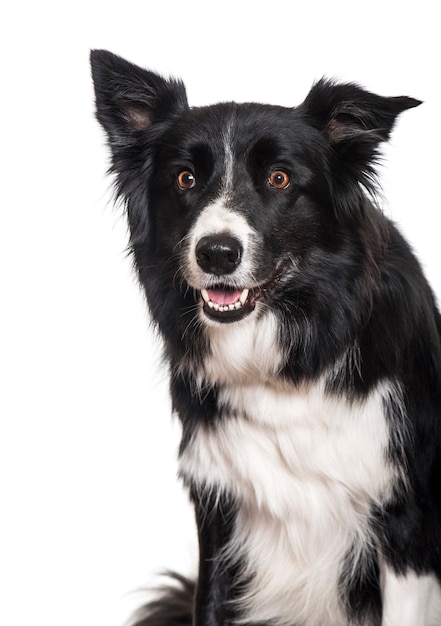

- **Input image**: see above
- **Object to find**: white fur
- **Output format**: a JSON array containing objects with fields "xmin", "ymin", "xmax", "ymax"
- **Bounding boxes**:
[
  {"xmin": 200, "ymin": 310, "xmax": 284, "ymax": 385},
  {"xmin": 180, "ymin": 374, "xmax": 401, "ymax": 625},
  {"xmin": 381, "ymin": 563, "xmax": 441, "ymax": 625},
  {"xmin": 222, "ymin": 120, "xmax": 235, "ymax": 196}
]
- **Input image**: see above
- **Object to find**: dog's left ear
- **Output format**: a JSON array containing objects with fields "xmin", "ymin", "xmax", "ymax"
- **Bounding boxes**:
[{"xmin": 300, "ymin": 79, "xmax": 422, "ymax": 218}]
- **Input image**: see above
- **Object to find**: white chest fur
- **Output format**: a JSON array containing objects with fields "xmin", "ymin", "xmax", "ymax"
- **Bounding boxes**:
[{"xmin": 179, "ymin": 378, "xmax": 399, "ymax": 625}]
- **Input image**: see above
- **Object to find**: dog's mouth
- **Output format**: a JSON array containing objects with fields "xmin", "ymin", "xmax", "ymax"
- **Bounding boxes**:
[
  {"xmin": 199, "ymin": 261, "xmax": 288, "ymax": 323},
  {"xmin": 201, "ymin": 287, "xmax": 255, "ymax": 322}
]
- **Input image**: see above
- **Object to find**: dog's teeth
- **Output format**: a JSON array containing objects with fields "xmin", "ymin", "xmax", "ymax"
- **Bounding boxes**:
[
  {"xmin": 239, "ymin": 289, "xmax": 249, "ymax": 305},
  {"xmin": 202, "ymin": 287, "xmax": 250, "ymax": 314}
]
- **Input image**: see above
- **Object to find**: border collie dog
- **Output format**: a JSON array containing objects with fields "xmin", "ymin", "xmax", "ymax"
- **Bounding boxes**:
[{"xmin": 91, "ymin": 50, "xmax": 441, "ymax": 625}]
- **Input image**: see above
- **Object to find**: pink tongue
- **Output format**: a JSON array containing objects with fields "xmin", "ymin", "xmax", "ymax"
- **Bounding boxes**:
[{"xmin": 207, "ymin": 289, "xmax": 242, "ymax": 306}]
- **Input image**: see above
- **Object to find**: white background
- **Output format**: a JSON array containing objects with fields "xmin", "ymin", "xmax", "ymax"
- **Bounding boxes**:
[{"xmin": 1, "ymin": 2, "xmax": 440, "ymax": 625}]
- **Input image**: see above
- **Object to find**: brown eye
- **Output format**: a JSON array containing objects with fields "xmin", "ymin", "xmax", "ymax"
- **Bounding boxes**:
[
  {"xmin": 268, "ymin": 170, "xmax": 290, "ymax": 189},
  {"xmin": 177, "ymin": 170, "xmax": 196, "ymax": 190}
]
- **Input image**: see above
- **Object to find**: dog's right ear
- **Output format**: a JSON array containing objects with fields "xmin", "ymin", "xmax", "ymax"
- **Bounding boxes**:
[
  {"xmin": 91, "ymin": 51, "xmax": 188, "ymax": 246},
  {"xmin": 90, "ymin": 50, "xmax": 188, "ymax": 151}
]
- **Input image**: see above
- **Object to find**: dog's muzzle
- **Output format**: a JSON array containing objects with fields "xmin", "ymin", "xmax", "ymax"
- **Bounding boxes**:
[
  {"xmin": 191, "ymin": 232, "xmax": 288, "ymax": 324},
  {"xmin": 194, "ymin": 234, "xmax": 253, "ymax": 322}
]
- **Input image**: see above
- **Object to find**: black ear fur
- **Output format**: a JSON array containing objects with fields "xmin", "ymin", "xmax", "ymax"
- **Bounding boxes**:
[
  {"xmin": 300, "ymin": 78, "xmax": 421, "ymax": 219},
  {"xmin": 90, "ymin": 49, "xmax": 188, "ymax": 146},
  {"xmin": 90, "ymin": 50, "xmax": 188, "ymax": 246}
]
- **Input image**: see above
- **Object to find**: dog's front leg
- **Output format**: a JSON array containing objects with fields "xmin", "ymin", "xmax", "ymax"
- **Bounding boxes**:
[
  {"xmin": 381, "ymin": 561, "xmax": 439, "ymax": 626},
  {"xmin": 192, "ymin": 489, "xmax": 239, "ymax": 626}
]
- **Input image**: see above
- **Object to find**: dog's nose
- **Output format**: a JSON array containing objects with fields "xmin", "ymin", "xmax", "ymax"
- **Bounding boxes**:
[{"xmin": 196, "ymin": 235, "xmax": 243, "ymax": 275}]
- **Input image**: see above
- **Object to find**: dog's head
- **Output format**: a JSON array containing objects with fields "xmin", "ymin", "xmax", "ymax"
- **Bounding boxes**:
[{"xmin": 91, "ymin": 50, "xmax": 420, "ymax": 334}]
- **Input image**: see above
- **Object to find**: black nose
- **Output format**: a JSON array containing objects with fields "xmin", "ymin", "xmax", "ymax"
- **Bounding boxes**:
[{"xmin": 196, "ymin": 234, "xmax": 243, "ymax": 275}]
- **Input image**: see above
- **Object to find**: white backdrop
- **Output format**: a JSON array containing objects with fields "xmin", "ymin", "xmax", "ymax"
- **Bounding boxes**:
[{"xmin": 1, "ymin": 2, "xmax": 440, "ymax": 625}]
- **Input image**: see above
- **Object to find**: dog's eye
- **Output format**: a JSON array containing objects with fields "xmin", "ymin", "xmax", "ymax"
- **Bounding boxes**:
[
  {"xmin": 268, "ymin": 170, "xmax": 290, "ymax": 189},
  {"xmin": 177, "ymin": 170, "xmax": 196, "ymax": 190}
]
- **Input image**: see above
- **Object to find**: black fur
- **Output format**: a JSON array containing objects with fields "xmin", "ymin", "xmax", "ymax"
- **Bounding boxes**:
[
  {"xmin": 132, "ymin": 574, "xmax": 194, "ymax": 626},
  {"xmin": 91, "ymin": 50, "xmax": 441, "ymax": 625}
]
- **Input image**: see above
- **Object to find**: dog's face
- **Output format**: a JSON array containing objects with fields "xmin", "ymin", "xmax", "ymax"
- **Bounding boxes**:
[
  {"xmin": 91, "ymin": 51, "xmax": 420, "ymax": 343},
  {"xmin": 149, "ymin": 103, "xmax": 334, "ymax": 325}
]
